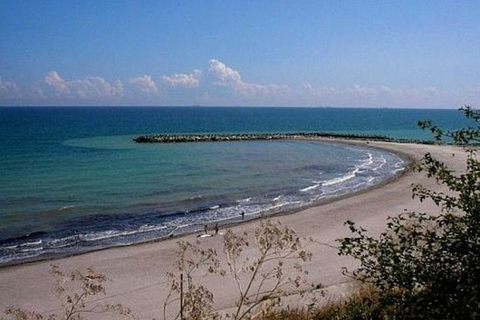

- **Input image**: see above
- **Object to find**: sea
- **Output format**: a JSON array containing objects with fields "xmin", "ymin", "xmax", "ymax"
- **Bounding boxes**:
[{"xmin": 0, "ymin": 107, "xmax": 470, "ymax": 265}]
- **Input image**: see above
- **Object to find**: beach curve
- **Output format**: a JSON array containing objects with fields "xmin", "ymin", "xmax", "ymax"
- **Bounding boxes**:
[{"xmin": 0, "ymin": 140, "xmax": 467, "ymax": 319}]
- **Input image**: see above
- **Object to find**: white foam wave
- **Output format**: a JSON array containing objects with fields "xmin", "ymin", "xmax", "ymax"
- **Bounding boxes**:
[
  {"xmin": 138, "ymin": 225, "xmax": 168, "ymax": 232},
  {"xmin": 371, "ymin": 155, "xmax": 387, "ymax": 171},
  {"xmin": 4, "ymin": 240, "xmax": 43, "ymax": 251},
  {"xmin": 79, "ymin": 230, "xmax": 138, "ymax": 242},
  {"xmin": 17, "ymin": 246, "xmax": 43, "ymax": 253},
  {"xmin": 281, "ymin": 200, "xmax": 302, "ymax": 206},
  {"xmin": 392, "ymin": 159, "xmax": 406, "ymax": 173},
  {"xmin": 301, "ymin": 152, "xmax": 377, "ymax": 192},
  {"xmin": 361, "ymin": 153, "xmax": 374, "ymax": 167},
  {"xmin": 300, "ymin": 184, "xmax": 320, "ymax": 192},
  {"xmin": 395, "ymin": 159, "xmax": 405, "ymax": 167},
  {"xmin": 45, "ymin": 225, "xmax": 170, "ymax": 248},
  {"xmin": 366, "ymin": 177, "xmax": 377, "ymax": 183},
  {"xmin": 59, "ymin": 205, "xmax": 75, "ymax": 211},
  {"xmin": 6, "ymin": 239, "xmax": 43, "ymax": 249},
  {"xmin": 322, "ymin": 167, "xmax": 360, "ymax": 186}
]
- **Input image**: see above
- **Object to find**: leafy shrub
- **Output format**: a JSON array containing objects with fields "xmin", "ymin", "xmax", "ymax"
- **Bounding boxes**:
[{"xmin": 338, "ymin": 107, "xmax": 480, "ymax": 320}]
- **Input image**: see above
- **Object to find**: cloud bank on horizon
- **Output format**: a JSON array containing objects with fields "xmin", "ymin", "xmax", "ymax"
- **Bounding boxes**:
[
  {"xmin": 1, "ymin": 1, "xmax": 479, "ymax": 108},
  {"xmin": 0, "ymin": 59, "xmax": 474, "ymax": 107}
]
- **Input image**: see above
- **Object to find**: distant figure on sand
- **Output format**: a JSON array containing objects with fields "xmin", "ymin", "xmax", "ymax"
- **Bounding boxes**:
[
  {"xmin": 241, "ymin": 211, "xmax": 245, "ymax": 219},
  {"xmin": 214, "ymin": 223, "xmax": 219, "ymax": 236},
  {"xmin": 204, "ymin": 224, "xmax": 208, "ymax": 234}
]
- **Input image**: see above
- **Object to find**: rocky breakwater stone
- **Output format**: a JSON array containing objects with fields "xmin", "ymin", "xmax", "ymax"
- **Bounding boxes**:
[{"xmin": 133, "ymin": 132, "xmax": 401, "ymax": 144}]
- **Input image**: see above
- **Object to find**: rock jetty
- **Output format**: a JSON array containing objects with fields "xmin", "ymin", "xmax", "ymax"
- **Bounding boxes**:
[{"xmin": 133, "ymin": 132, "xmax": 404, "ymax": 144}]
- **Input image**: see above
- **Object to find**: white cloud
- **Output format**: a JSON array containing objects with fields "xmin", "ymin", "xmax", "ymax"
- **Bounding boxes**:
[
  {"xmin": 44, "ymin": 71, "xmax": 68, "ymax": 94},
  {"xmin": 299, "ymin": 84, "xmax": 458, "ymax": 107},
  {"xmin": 129, "ymin": 75, "xmax": 158, "ymax": 94},
  {"xmin": 204, "ymin": 59, "xmax": 292, "ymax": 103},
  {"xmin": 162, "ymin": 70, "xmax": 201, "ymax": 88},
  {"xmin": 43, "ymin": 71, "xmax": 123, "ymax": 100},
  {"xmin": 68, "ymin": 77, "xmax": 123, "ymax": 99},
  {"xmin": 0, "ymin": 77, "xmax": 20, "ymax": 98},
  {"xmin": 1, "ymin": 60, "xmax": 476, "ymax": 107},
  {"xmin": 207, "ymin": 59, "xmax": 243, "ymax": 88},
  {"xmin": 152, "ymin": 60, "xmax": 293, "ymax": 105}
]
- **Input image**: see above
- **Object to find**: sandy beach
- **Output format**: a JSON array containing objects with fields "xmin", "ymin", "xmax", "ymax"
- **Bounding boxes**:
[{"xmin": 0, "ymin": 140, "xmax": 468, "ymax": 319}]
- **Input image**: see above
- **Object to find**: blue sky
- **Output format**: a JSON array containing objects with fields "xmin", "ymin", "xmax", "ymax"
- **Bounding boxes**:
[{"xmin": 0, "ymin": 0, "xmax": 479, "ymax": 107}]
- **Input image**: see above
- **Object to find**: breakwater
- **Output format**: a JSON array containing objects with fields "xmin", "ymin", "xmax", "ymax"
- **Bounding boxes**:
[{"xmin": 133, "ymin": 132, "xmax": 422, "ymax": 144}]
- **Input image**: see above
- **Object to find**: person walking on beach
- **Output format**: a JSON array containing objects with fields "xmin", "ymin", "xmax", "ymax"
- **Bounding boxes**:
[
  {"xmin": 214, "ymin": 223, "xmax": 219, "ymax": 236},
  {"xmin": 241, "ymin": 211, "xmax": 245, "ymax": 219},
  {"xmin": 204, "ymin": 224, "xmax": 208, "ymax": 235}
]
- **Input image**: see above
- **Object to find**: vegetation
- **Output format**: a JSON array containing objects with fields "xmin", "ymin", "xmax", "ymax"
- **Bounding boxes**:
[
  {"xmin": 258, "ymin": 284, "xmax": 383, "ymax": 320},
  {"xmin": 337, "ymin": 106, "xmax": 480, "ymax": 319},
  {"xmin": 163, "ymin": 220, "xmax": 314, "ymax": 320},
  {"xmin": 255, "ymin": 106, "xmax": 480, "ymax": 319},
  {"xmin": 1, "ymin": 265, "xmax": 134, "ymax": 320}
]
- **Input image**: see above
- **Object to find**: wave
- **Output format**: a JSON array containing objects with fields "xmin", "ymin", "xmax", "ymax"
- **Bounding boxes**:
[
  {"xmin": 322, "ymin": 168, "xmax": 359, "ymax": 187},
  {"xmin": 237, "ymin": 197, "xmax": 252, "ymax": 203},
  {"xmin": 392, "ymin": 167, "xmax": 405, "ymax": 173},
  {"xmin": 0, "ymin": 231, "xmax": 47, "ymax": 245},
  {"xmin": 317, "ymin": 152, "xmax": 374, "ymax": 187},
  {"xmin": 0, "ymin": 147, "xmax": 407, "ymax": 266},
  {"xmin": 300, "ymin": 184, "xmax": 320, "ymax": 192},
  {"xmin": 298, "ymin": 150, "xmax": 399, "ymax": 197},
  {"xmin": 59, "ymin": 205, "xmax": 75, "ymax": 211},
  {"xmin": 272, "ymin": 195, "xmax": 283, "ymax": 201},
  {"xmin": 371, "ymin": 155, "xmax": 387, "ymax": 171}
]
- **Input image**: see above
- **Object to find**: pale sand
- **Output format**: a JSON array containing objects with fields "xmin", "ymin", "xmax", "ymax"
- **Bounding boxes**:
[{"xmin": 0, "ymin": 141, "xmax": 468, "ymax": 319}]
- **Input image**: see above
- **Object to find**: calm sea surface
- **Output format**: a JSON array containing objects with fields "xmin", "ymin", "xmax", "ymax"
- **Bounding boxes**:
[{"xmin": 0, "ymin": 107, "xmax": 469, "ymax": 265}]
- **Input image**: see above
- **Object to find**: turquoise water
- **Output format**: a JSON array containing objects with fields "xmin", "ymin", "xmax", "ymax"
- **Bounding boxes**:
[{"xmin": 0, "ymin": 107, "xmax": 469, "ymax": 264}]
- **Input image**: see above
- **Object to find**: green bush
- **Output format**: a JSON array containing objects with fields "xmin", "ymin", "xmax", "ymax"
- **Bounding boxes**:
[{"xmin": 338, "ymin": 107, "xmax": 480, "ymax": 320}]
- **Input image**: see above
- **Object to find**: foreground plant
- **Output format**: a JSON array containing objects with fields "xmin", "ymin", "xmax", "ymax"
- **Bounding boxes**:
[
  {"xmin": 163, "ymin": 220, "xmax": 313, "ymax": 320},
  {"xmin": 163, "ymin": 241, "xmax": 221, "ymax": 320},
  {"xmin": 338, "ymin": 106, "xmax": 480, "ymax": 320},
  {"xmin": 2, "ymin": 265, "xmax": 134, "ymax": 320}
]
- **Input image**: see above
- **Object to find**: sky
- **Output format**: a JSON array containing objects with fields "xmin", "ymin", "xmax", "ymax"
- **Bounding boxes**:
[{"xmin": 0, "ymin": 0, "xmax": 479, "ymax": 108}]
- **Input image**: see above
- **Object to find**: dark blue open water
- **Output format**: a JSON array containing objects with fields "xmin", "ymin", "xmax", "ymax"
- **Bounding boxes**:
[{"xmin": 0, "ymin": 107, "xmax": 469, "ymax": 265}]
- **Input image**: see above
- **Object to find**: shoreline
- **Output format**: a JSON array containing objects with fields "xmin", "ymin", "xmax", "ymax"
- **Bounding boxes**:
[
  {"xmin": 0, "ymin": 140, "xmax": 465, "ymax": 319},
  {"xmin": 0, "ymin": 138, "xmax": 413, "ymax": 269}
]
